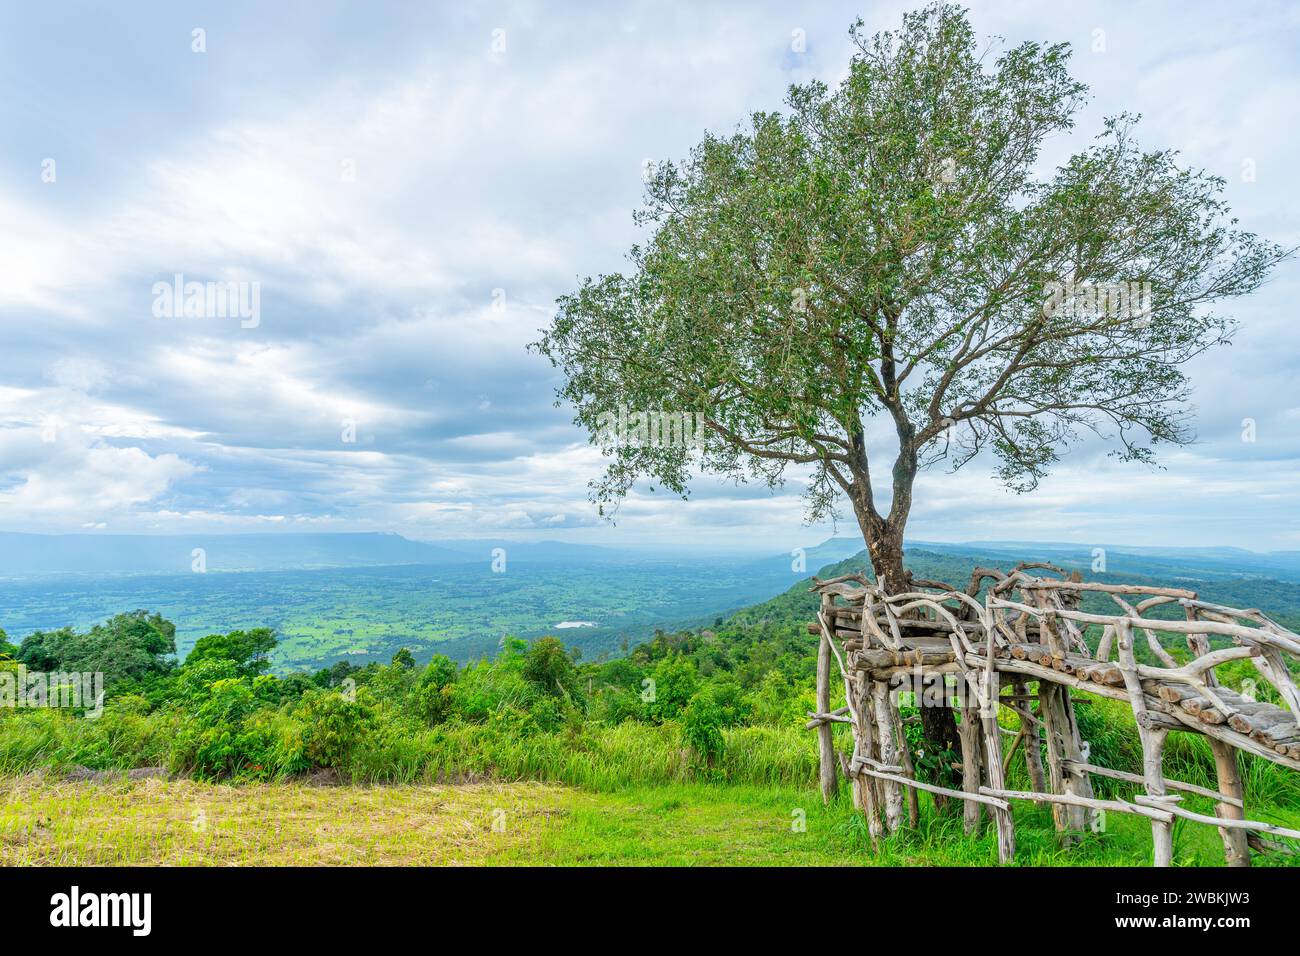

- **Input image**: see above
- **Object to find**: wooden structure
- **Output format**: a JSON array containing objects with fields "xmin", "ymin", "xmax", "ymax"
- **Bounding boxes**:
[{"xmin": 806, "ymin": 563, "xmax": 1300, "ymax": 865}]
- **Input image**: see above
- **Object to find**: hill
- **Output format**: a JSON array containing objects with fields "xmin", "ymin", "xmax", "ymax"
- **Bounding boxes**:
[{"xmin": 724, "ymin": 543, "xmax": 1300, "ymax": 634}]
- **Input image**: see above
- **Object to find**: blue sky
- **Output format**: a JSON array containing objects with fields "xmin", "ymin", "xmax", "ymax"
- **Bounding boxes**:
[{"xmin": 0, "ymin": 1, "xmax": 1297, "ymax": 552}]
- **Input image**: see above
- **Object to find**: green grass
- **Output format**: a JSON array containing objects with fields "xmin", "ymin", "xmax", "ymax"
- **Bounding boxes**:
[
  {"xmin": 5, "ymin": 699, "xmax": 1300, "ymax": 868},
  {"xmin": 3, "ymin": 774, "xmax": 1297, "ymax": 866}
]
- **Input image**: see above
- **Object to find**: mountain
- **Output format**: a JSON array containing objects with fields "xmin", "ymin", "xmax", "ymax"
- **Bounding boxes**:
[
  {"xmin": 4, "ymin": 532, "xmax": 1298, "ymax": 669},
  {"xmin": 734, "ymin": 536, "xmax": 869, "ymax": 577},
  {"xmin": 0, "ymin": 530, "xmax": 848, "ymax": 579},
  {"xmin": 723, "ymin": 542, "xmax": 1300, "ymax": 635},
  {"xmin": 0, "ymin": 531, "xmax": 664, "ymax": 577},
  {"xmin": 429, "ymin": 539, "xmax": 640, "ymax": 564},
  {"xmin": 0, "ymin": 532, "xmax": 469, "ymax": 577},
  {"xmin": 911, "ymin": 540, "xmax": 1300, "ymax": 584}
]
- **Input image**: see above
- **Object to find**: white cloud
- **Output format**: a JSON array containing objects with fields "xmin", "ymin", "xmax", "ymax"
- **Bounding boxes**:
[{"xmin": 0, "ymin": 1, "xmax": 1295, "ymax": 550}]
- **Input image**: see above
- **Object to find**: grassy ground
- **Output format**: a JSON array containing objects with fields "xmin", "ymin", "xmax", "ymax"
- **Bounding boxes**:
[{"xmin": 3, "ymin": 774, "xmax": 1297, "ymax": 866}]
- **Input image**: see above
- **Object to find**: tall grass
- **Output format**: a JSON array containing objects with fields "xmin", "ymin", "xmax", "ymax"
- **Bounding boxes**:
[
  {"xmin": 351, "ymin": 721, "xmax": 816, "ymax": 790},
  {"xmin": 4, "ymin": 690, "xmax": 1297, "ymax": 823},
  {"xmin": 0, "ymin": 708, "xmax": 817, "ymax": 791}
]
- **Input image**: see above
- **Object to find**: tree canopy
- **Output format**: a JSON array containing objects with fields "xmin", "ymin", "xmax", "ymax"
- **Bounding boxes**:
[
  {"xmin": 184, "ymin": 628, "xmax": 278, "ymax": 678},
  {"xmin": 17, "ymin": 611, "xmax": 176, "ymax": 689},
  {"xmin": 535, "ymin": 3, "xmax": 1289, "ymax": 590}
]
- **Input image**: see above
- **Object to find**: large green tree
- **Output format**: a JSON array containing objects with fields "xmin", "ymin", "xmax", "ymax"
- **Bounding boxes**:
[
  {"xmin": 18, "ymin": 610, "xmax": 176, "ymax": 689},
  {"xmin": 184, "ymin": 628, "xmax": 278, "ymax": 678},
  {"xmin": 535, "ymin": 3, "xmax": 1288, "ymax": 594}
]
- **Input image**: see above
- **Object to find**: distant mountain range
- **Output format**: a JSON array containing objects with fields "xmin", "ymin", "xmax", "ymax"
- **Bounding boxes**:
[
  {"xmin": 2, "ymin": 530, "xmax": 1297, "ymax": 584},
  {"xmin": 0, "ymin": 531, "xmax": 640, "ymax": 577},
  {"xmin": 911, "ymin": 539, "xmax": 1300, "ymax": 583}
]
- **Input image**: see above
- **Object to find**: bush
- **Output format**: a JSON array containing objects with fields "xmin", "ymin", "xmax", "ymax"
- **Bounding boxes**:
[
  {"xmin": 295, "ymin": 689, "xmax": 375, "ymax": 771},
  {"xmin": 523, "ymin": 636, "xmax": 581, "ymax": 701},
  {"xmin": 411, "ymin": 655, "xmax": 458, "ymax": 725},
  {"xmin": 644, "ymin": 656, "xmax": 698, "ymax": 723},
  {"xmin": 682, "ymin": 692, "xmax": 726, "ymax": 768},
  {"xmin": 590, "ymin": 685, "xmax": 644, "ymax": 725},
  {"xmin": 451, "ymin": 657, "xmax": 538, "ymax": 722}
]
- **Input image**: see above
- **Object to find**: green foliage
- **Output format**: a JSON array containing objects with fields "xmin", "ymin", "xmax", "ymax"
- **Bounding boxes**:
[
  {"xmin": 296, "ymin": 689, "xmax": 374, "ymax": 770},
  {"xmin": 177, "ymin": 657, "xmax": 242, "ymax": 702},
  {"xmin": 5, "ymin": 540, "xmax": 1300, "ymax": 862},
  {"xmin": 184, "ymin": 628, "xmax": 276, "ymax": 677},
  {"xmin": 412, "ymin": 655, "xmax": 458, "ymax": 725},
  {"xmin": 171, "ymin": 673, "xmax": 309, "ymax": 781},
  {"xmin": 644, "ymin": 655, "xmax": 698, "ymax": 723},
  {"xmin": 682, "ymin": 691, "xmax": 727, "ymax": 769},
  {"xmin": 17, "ymin": 611, "xmax": 176, "ymax": 692},
  {"xmin": 522, "ymin": 636, "xmax": 580, "ymax": 700}
]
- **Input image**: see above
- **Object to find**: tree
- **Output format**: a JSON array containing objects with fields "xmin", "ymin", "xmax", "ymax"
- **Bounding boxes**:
[
  {"xmin": 19, "ymin": 612, "xmax": 176, "ymax": 689},
  {"xmin": 534, "ymin": 3, "xmax": 1289, "ymax": 594},
  {"xmin": 184, "ymin": 628, "xmax": 278, "ymax": 678},
  {"xmin": 296, "ymin": 688, "xmax": 374, "ymax": 771},
  {"xmin": 682, "ymin": 691, "xmax": 726, "ymax": 769},
  {"xmin": 16, "ymin": 627, "xmax": 76, "ymax": 671}
]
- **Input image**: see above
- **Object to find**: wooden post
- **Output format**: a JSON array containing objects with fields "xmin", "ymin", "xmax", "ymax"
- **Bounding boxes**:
[
  {"xmin": 1034, "ymin": 601, "xmax": 1090, "ymax": 839},
  {"xmin": 890, "ymin": 689, "xmax": 920, "ymax": 827},
  {"xmin": 1139, "ymin": 725, "xmax": 1173, "ymax": 867},
  {"xmin": 1208, "ymin": 737, "xmax": 1251, "ymax": 867},
  {"xmin": 852, "ymin": 674, "xmax": 883, "ymax": 844},
  {"xmin": 873, "ymin": 681, "xmax": 905, "ymax": 833},
  {"xmin": 958, "ymin": 706, "xmax": 984, "ymax": 834},
  {"xmin": 1039, "ymin": 682, "xmax": 1069, "ymax": 834},
  {"xmin": 838, "ymin": 672, "xmax": 882, "ymax": 843},
  {"xmin": 860, "ymin": 673, "xmax": 885, "ymax": 818},
  {"xmin": 816, "ymin": 623, "xmax": 839, "ymax": 804},
  {"xmin": 1113, "ymin": 618, "xmax": 1173, "ymax": 866},
  {"xmin": 1024, "ymin": 726, "xmax": 1048, "ymax": 795},
  {"xmin": 1012, "ymin": 680, "xmax": 1047, "ymax": 793},
  {"xmin": 980, "ymin": 694, "xmax": 1017, "ymax": 864},
  {"xmin": 1039, "ymin": 682, "xmax": 1093, "ymax": 839},
  {"xmin": 1186, "ymin": 623, "xmax": 1250, "ymax": 868}
]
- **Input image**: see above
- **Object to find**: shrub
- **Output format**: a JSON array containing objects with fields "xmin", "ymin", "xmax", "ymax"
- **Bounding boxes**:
[
  {"xmin": 644, "ymin": 655, "xmax": 698, "ymax": 723},
  {"xmin": 295, "ymin": 689, "xmax": 375, "ymax": 771},
  {"xmin": 523, "ymin": 636, "xmax": 580, "ymax": 701},
  {"xmin": 411, "ymin": 655, "xmax": 458, "ymax": 725},
  {"xmin": 590, "ymin": 685, "xmax": 643, "ymax": 725},
  {"xmin": 682, "ymin": 692, "xmax": 726, "ymax": 768}
]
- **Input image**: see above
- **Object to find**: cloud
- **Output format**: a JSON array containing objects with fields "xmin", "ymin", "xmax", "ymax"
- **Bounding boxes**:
[{"xmin": 0, "ymin": 1, "xmax": 1295, "ymax": 550}]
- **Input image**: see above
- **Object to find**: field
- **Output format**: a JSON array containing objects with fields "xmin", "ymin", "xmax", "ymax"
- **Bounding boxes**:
[
  {"xmin": 4, "ymin": 542, "xmax": 1300, "ymax": 675},
  {"xmin": 3, "ymin": 774, "xmax": 1294, "ymax": 866},
  {"xmin": 0, "ymin": 558, "xmax": 809, "ymax": 670}
]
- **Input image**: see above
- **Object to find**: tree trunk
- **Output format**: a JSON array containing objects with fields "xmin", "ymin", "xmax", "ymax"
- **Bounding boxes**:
[
  {"xmin": 856, "ymin": 509, "xmax": 963, "ymax": 807},
  {"xmin": 863, "ymin": 514, "xmax": 911, "ymax": 595}
]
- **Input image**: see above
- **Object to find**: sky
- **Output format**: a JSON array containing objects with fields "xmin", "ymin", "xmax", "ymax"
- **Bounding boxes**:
[{"xmin": 0, "ymin": 1, "xmax": 1297, "ymax": 554}]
